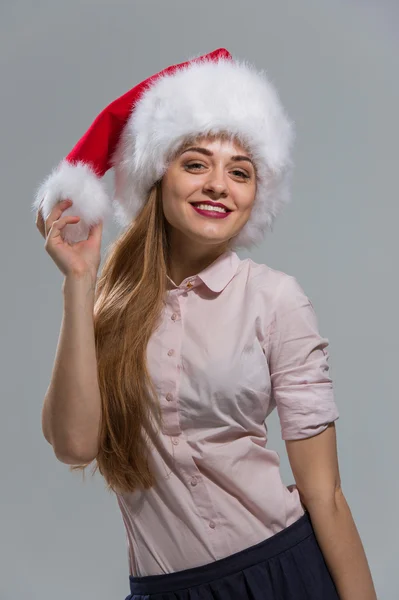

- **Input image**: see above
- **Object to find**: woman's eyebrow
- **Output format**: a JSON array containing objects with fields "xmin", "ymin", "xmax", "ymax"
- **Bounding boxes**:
[{"xmin": 180, "ymin": 146, "xmax": 254, "ymax": 167}]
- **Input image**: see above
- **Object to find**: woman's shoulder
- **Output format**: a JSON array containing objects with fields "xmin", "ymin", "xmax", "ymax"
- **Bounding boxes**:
[
  {"xmin": 236, "ymin": 258, "xmax": 311, "ymax": 320},
  {"xmin": 239, "ymin": 256, "xmax": 297, "ymax": 295}
]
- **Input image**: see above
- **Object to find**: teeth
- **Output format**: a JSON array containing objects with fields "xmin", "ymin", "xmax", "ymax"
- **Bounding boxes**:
[{"xmin": 193, "ymin": 204, "xmax": 227, "ymax": 213}]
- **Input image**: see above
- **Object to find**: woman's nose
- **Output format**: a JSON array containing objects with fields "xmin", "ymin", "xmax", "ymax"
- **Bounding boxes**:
[{"xmin": 203, "ymin": 174, "xmax": 228, "ymax": 197}]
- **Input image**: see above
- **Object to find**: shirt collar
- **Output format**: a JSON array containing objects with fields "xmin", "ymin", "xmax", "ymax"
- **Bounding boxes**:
[{"xmin": 166, "ymin": 250, "xmax": 241, "ymax": 293}]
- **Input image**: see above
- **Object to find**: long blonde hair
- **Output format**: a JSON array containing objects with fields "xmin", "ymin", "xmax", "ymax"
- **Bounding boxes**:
[
  {"xmin": 70, "ymin": 133, "xmax": 237, "ymax": 495},
  {"xmin": 69, "ymin": 180, "xmax": 169, "ymax": 494}
]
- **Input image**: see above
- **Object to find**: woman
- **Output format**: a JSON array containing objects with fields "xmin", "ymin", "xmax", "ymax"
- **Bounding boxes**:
[{"xmin": 33, "ymin": 49, "xmax": 377, "ymax": 599}]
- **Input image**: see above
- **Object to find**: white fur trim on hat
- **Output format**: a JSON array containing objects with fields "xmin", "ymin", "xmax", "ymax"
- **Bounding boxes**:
[{"xmin": 112, "ymin": 56, "xmax": 295, "ymax": 250}]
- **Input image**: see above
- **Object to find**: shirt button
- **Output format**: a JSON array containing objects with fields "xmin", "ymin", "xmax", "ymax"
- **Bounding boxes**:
[
  {"xmin": 171, "ymin": 313, "xmax": 177, "ymax": 321},
  {"xmin": 186, "ymin": 281, "xmax": 194, "ymax": 288},
  {"xmin": 166, "ymin": 393, "xmax": 173, "ymax": 402},
  {"xmin": 209, "ymin": 521, "xmax": 216, "ymax": 529},
  {"xmin": 190, "ymin": 477, "xmax": 198, "ymax": 486},
  {"xmin": 167, "ymin": 349, "xmax": 175, "ymax": 356},
  {"xmin": 172, "ymin": 437, "xmax": 179, "ymax": 445}
]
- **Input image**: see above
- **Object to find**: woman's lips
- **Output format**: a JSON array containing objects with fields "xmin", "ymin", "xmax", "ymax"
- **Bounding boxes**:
[{"xmin": 191, "ymin": 204, "xmax": 231, "ymax": 219}]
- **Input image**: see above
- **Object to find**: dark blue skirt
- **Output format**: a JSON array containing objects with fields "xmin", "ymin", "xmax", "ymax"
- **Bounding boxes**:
[{"xmin": 125, "ymin": 510, "xmax": 339, "ymax": 599}]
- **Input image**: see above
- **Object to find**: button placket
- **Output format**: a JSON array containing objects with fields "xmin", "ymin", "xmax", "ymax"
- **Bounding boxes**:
[
  {"xmin": 161, "ymin": 270, "xmax": 235, "ymax": 547},
  {"xmin": 164, "ymin": 282, "xmax": 221, "ymax": 535},
  {"xmin": 169, "ymin": 434, "xmax": 220, "ymax": 534},
  {"xmin": 160, "ymin": 293, "xmax": 183, "ymax": 433}
]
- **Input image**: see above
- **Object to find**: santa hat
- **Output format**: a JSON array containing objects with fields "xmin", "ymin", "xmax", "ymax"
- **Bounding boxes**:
[{"xmin": 32, "ymin": 48, "xmax": 295, "ymax": 250}]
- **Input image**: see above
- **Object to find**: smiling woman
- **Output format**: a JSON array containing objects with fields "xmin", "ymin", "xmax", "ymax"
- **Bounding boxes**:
[
  {"xmin": 33, "ymin": 47, "xmax": 376, "ymax": 600},
  {"xmin": 160, "ymin": 134, "xmax": 258, "ymax": 282}
]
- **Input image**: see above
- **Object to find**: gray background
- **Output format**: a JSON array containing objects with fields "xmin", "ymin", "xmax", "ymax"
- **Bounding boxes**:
[{"xmin": 1, "ymin": 0, "xmax": 398, "ymax": 598}]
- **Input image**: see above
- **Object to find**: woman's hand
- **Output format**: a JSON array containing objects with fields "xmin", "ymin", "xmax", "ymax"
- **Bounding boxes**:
[{"xmin": 35, "ymin": 198, "xmax": 103, "ymax": 280}]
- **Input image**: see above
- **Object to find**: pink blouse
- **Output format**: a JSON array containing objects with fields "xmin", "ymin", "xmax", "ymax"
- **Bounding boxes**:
[{"xmin": 115, "ymin": 249, "xmax": 339, "ymax": 576}]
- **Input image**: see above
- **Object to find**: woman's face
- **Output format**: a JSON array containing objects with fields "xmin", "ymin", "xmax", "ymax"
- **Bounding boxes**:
[{"xmin": 160, "ymin": 135, "xmax": 257, "ymax": 249}]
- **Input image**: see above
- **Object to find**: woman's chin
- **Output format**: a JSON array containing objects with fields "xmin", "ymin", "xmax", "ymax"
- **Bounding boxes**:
[
  {"xmin": 167, "ymin": 217, "xmax": 234, "ymax": 247},
  {"xmin": 196, "ymin": 221, "xmax": 244, "ymax": 247}
]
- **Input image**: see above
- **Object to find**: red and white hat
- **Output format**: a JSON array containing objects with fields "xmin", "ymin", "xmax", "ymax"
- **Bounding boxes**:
[{"xmin": 33, "ymin": 48, "xmax": 295, "ymax": 250}]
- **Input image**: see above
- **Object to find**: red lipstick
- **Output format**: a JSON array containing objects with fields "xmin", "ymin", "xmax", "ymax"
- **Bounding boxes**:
[{"xmin": 191, "ymin": 204, "xmax": 231, "ymax": 219}]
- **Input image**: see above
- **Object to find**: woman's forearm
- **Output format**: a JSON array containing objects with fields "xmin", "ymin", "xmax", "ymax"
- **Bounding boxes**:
[
  {"xmin": 306, "ymin": 490, "xmax": 377, "ymax": 600},
  {"xmin": 41, "ymin": 273, "xmax": 102, "ymax": 463}
]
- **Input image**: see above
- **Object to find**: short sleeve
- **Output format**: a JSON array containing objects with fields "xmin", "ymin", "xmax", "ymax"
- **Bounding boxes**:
[{"xmin": 267, "ymin": 275, "xmax": 339, "ymax": 440}]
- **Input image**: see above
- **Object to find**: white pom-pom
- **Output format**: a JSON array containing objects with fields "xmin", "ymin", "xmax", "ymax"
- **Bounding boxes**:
[{"xmin": 32, "ymin": 160, "xmax": 112, "ymax": 243}]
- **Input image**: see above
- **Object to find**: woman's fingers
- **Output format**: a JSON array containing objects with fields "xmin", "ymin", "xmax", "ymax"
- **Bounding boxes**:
[
  {"xmin": 44, "ymin": 199, "xmax": 73, "ymax": 237},
  {"xmin": 88, "ymin": 219, "xmax": 103, "ymax": 240},
  {"xmin": 35, "ymin": 198, "xmax": 46, "ymax": 238},
  {"xmin": 45, "ymin": 214, "xmax": 80, "ymax": 245},
  {"xmin": 36, "ymin": 198, "xmax": 73, "ymax": 239},
  {"xmin": 36, "ymin": 199, "xmax": 103, "ymax": 258}
]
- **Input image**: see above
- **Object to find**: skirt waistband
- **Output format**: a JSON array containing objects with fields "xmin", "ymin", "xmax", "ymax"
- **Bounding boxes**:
[{"xmin": 129, "ymin": 510, "xmax": 313, "ymax": 596}]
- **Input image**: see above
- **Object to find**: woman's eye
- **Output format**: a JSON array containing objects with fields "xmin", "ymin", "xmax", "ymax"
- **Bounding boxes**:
[
  {"xmin": 232, "ymin": 170, "xmax": 250, "ymax": 179},
  {"xmin": 184, "ymin": 163, "xmax": 250, "ymax": 179},
  {"xmin": 185, "ymin": 162, "xmax": 205, "ymax": 170}
]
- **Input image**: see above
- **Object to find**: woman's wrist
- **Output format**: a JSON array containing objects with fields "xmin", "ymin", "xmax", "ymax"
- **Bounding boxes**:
[{"xmin": 62, "ymin": 271, "xmax": 97, "ymax": 299}]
